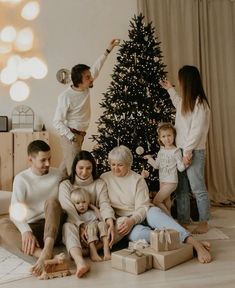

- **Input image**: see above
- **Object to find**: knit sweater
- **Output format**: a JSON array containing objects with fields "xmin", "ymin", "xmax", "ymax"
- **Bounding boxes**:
[
  {"xmin": 10, "ymin": 167, "xmax": 61, "ymax": 234},
  {"xmin": 58, "ymin": 176, "xmax": 115, "ymax": 228},
  {"xmin": 148, "ymin": 147, "xmax": 185, "ymax": 183},
  {"xmin": 53, "ymin": 54, "xmax": 107, "ymax": 141},
  {"xmin": 100, "ymin": 171, "xmax": 150, "ymax": 225},
  {"xmin": 168, "ymin": 87, "xmax": 210, "ymax": 155}
]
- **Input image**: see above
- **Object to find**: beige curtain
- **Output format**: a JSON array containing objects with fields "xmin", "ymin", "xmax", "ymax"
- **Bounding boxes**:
[{"xmin": 137, "ymin": 0, "xmax": 235, "ymax": 202}]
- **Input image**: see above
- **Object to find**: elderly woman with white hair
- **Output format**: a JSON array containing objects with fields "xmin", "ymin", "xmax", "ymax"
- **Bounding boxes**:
[{"xmin": 101, "ymin": 145, "xmax": 212, "ymax": 264}]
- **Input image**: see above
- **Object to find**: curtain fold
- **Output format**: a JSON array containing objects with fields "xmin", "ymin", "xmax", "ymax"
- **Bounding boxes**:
[{"xmin": 137, "ymin": 0, "xmax": 235, "ymax": 202}]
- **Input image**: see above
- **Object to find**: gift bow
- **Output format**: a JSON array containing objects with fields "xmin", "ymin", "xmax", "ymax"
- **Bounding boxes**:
[
  {"xmin": 154, "ymin": 228, "xmax": 172, "ymax": 250},
  {"xmin": 131, "ymin": 239, "xmax": 150, "ymax": 250}
]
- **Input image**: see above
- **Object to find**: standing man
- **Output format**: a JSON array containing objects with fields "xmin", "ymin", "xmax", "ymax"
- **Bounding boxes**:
[
  {"xmin": 53, "ymin": 39, "xmax": 120, "ymax": 176},
  {"xmin": 0, "ymin": 140, "xmax": 64, "ymax": 277}
]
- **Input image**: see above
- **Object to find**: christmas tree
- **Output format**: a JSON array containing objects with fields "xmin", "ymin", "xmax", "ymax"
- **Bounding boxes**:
[{"xmin": 91, "ymin": 14, "xmax": 175, "ymax": 190}]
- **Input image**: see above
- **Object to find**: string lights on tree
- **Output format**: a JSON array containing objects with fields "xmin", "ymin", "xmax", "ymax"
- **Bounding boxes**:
[{"xmin": 91, "ymin": 14, "xmax": 175, "ymax": 191}]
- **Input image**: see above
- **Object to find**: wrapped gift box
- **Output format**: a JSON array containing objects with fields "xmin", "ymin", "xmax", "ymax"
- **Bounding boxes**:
[
  {"xmin": 111, "ymin": 248, "xmax": 152, "ymax": 275},
  {"xmin": 141, "ymin": 244, "xmax": 193, "ymax": 270},
  {"xmin": 150, "ymin": 229, "xmax": 180, "ymax": 252}
]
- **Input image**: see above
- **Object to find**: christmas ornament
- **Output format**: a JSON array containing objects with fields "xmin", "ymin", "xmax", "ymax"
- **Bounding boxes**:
[{"xmin": 136, "ymin": 146, "xmax": 144, "ymax": 155}]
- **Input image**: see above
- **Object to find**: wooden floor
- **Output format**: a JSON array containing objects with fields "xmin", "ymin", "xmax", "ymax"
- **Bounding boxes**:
[{"xmin": 2, "ymin": 207, "xmax": 235, "ymax": 288}]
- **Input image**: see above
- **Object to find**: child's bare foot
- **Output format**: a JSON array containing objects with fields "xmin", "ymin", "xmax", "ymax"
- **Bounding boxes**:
[
  {"xmin": 103, "ymin": 253, "xmax": 111, "ymax": 261},
  {"xmin": 103, "ymin": 241, "xmax": 111, "ymax": 261},
  {"xmin": 75, "ymin": 263, "xmax": 90, "ymax": 278},
  {"xmin": 192, "ymin": 222, "xmax": 209, "ymax": 234},
  {"xmin": 89, "ymin": 242, "xmax": 103, "ymax": 262},
  {"xmin": 90, "ymin": 252, "xmax": 103, "ymax": 262}
]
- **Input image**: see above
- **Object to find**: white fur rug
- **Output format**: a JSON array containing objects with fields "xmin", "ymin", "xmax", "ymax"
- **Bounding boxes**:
[
  {"xmin": 189, "ymin": 227, "xmax": 230, "ymax": 241},
  {"xmin": 0, "ymin": 247, "xmax": 32, "ymax": 285}
]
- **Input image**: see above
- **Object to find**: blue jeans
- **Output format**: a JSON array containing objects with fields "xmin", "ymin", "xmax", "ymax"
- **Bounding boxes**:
[
  {"xmin": 128, "ymin": 207, "xmax": 190, "ymax": 243},
  {"xmin": 176, "ymin": 150, "xmax": 210, "ymax": 224}
]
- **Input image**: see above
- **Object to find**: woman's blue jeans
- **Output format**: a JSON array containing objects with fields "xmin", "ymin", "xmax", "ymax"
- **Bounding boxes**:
[
  {"xmin": 176, "ymin": 149, "xmax": 210, "ymax": 224},
  {"xmin": 128, "ymin": 206, "xmax": 190, "ymax": 243}
]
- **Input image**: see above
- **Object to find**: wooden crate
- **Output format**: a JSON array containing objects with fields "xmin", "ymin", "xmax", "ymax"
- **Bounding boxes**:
[
  {"xmin": 0, "ymin": 132, "xmax": 13, "ymax": 191},
  {"xmin": 13, "ymin": 131, "xmax": 49, "ymax": 176}
]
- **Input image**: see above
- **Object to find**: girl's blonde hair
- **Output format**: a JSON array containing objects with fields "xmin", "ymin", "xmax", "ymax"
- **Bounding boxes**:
[
  {"xmin": 157, "ymin": 122, "xmax": 176, "ymax": 146},
  {"xmin": 70, "ymin": 189, "xmax": 90, "ymax": 204}
]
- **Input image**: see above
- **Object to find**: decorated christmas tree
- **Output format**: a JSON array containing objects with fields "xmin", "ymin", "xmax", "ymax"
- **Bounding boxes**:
[{"xmin": 91, "ymin": 14, "xmax": 175, "ymax": 190}]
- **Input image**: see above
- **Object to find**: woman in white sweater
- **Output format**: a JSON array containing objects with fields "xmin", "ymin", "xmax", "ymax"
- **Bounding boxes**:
[
  {"xmin": 160, "ymin": 65, "xmax": 210, "ymax": 234},
  {"xmin": 101, "ymin": 145, "xmax": 211, "ymax": 264},
  {"xmin": 58, "ymin": 150, "xmax": 115, "ymax": 278}
]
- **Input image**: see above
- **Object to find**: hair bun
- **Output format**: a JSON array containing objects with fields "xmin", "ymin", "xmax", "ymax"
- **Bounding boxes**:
[{"xmin": 56, "ymin": 68, "xmax": 71, "ymax": 84}]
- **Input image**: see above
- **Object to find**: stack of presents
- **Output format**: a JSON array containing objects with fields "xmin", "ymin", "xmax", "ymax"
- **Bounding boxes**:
[{"xmin": 111, "ymin": 229, "xmax": 193, "ymax": 274}]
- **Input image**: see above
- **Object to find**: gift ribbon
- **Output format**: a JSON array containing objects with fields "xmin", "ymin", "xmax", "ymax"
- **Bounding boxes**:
[
  {"xmin": 130, "ymin": 239, "xmax": 150, "ymax": 250},
  {"xmin": 154, "ymin": 228, "xmax": 172, "ymax": 251},
  {"xmin": 121, "ymin": 248, "xmax": 144, "ymax": 272},
  {"xmin": 122, "ymin": 249, "xmax": 152, "ymax": 271}
]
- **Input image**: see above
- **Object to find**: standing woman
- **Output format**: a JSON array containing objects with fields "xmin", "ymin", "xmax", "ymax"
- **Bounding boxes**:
[{"xmin": 160, "ymin": 65, "xmax": 210, "ymax": 233}]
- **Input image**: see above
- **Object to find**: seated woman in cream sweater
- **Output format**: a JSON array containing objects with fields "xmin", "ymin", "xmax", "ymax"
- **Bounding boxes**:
[{"xmin": 100, "ymin": 145, "xmax": 212, "ymax": 264}]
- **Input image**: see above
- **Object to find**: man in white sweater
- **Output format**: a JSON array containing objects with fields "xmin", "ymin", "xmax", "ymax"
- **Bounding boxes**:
[
  {"xmin": 0, "ymin": 140, "xmax": 63, "ymax": 277},
  {"xmin": 53, "ymin": 38, "xmax": 120, "ymax": 176}
]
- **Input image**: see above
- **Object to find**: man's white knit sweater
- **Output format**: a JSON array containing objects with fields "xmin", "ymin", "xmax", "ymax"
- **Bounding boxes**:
[
  {"xmin": 168, "ymin": 87, "xmax": 210, "ymax": 155},
  {"xmin": 10, "ymin": 167, "xmax": 61, "ymax": 234},
  {"xmin": 53, "ymin": 54, "xmax": 108, "ymax": 141}
]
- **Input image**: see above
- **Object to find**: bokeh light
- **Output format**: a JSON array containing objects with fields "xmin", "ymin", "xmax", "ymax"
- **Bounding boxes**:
[
  {"xmin": 10, "ymin": 80, "xmax": 30, "ymax": 101},
  {"xmin": 21, "ymin": 1, "xmax": 40, "ymax": 20},
  {"xmin": 1, "ymin": 26, "xmax": 17, "ymax": 42},
  {"xmin": 9, "ymin": 202, "xmax": 27, "ymax": 222}
]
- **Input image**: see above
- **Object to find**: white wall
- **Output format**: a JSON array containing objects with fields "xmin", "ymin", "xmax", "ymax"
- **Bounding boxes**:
[{"xmin": 0, "ymin": 0, "xmax": 137, "ymax": 166}]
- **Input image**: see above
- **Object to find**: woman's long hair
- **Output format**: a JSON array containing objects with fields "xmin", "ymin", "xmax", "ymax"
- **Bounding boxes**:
[
  {"xmin": 69, "ymin": 150, "xmax": 98, "ymax": 184},
  {"xmin": 178, "ymin": 65, "xmax": 210, "ymax": 115}
]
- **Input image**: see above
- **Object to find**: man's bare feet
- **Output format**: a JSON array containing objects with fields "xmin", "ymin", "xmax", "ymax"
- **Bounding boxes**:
[
  {"xmin": 192, "ymin": 222, "xmax": 209, "ymax": 234},
  {"xmin": 44, "ymin": 253, "xmax": 65, "ymax": 267},
  {"xmin": 30, "ymin": 237, "xmax": 55, "ymax": 276},
  {"xmin": 185, "ymin": 236, "xmax": 212, "ymax": 263},
  {"xmin": 75, "ymin": 262, "xmax": 90, "ymax": 278}
]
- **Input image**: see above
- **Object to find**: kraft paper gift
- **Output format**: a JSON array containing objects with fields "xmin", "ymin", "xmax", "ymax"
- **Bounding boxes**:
[
  {"xmin": 150, "ymin": 229, "xmax": 180, "ymax": 252},
  {"xmin": 141, "ymin": 244, "xmax": 193, "ymax": 270},
  {"xmin": 111, "ymin": 248, "xmax": 152, "ymax": 275}
]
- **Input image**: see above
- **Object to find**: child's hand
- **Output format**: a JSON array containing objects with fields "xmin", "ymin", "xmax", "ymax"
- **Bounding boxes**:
[
  {"xmin": 143, "ymin": 154, "xmax": 151, "ymax": 160},
  {"xmin": 141, "ymin": 169, "xmax": 149, "ymax": 178}
]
